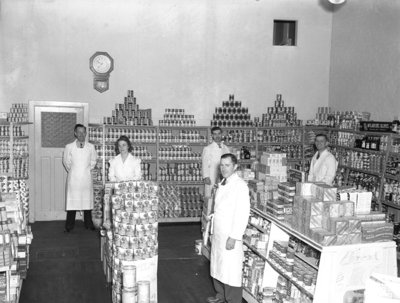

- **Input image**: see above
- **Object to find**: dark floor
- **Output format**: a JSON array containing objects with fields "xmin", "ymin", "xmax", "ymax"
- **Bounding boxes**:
[{"xmin": 19, "ymin": 221, "xmax": 216, "ymax": 303}]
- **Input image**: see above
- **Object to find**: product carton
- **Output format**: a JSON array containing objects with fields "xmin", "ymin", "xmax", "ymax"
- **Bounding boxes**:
[
  {"xmin": 314, "ymin": 183, "xmax": 337, "ymax": 202},
  {"xmin": 361, "ymin": 221, "xmax": 393, "ymax": 243},
  {"xmin": 310, "ymin": 228, "xmax": 337, "ymax": 246},
  {"xmin": 295, "ymin": 182, "xmax": 324, "ymax": 196}
]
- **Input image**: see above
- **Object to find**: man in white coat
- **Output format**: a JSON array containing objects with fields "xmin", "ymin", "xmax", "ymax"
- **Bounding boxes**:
[
  {"xmin": 202, "ymin": 127, "xmax": 230, "ymax": 198},
  {"xmin": 63, "ymin": 124, "xmax": 97, "ymax": 232},
  {"xmin": 308, "ymin": 133, "xmax": 338, "ymax": 186},
  {"xmin": 208, "ymin": 153, "xmax": 250, "ymax": 303}
]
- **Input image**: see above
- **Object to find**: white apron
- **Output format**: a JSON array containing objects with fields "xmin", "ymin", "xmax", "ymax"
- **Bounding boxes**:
[
  {"xmin": 202, "ymin": 142, "xmax": 230, "ymax": 198},
  {"xmin": 64, "ymin": 142, "xmax": 95, "ymax": 210},
  {"xmin": 210, "ymin": 173, "xmax": 250, "ymax": 287},
  {"xmin": 308, "ymin": 149, "xmax": 338, "ymax": 186}
]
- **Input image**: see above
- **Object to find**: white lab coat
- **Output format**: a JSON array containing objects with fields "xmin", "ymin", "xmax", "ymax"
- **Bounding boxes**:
[
  {"xmin": 210, "ymin": 173, "xmax": 250, "ymax": 287},
  {"xmin": 308, "ymin": 149, "xmax": 338, "ymax": 186},
  {"xmin": 63, "ymin": 140, "xmax": 97, "ymax": 211},
  {"xmin": 202, "ymin": 142, "xmax": 230, "ymax": 197},
  {"xmin": 108, "ymin": 154, "xmax": 142, "ymax": 182}
]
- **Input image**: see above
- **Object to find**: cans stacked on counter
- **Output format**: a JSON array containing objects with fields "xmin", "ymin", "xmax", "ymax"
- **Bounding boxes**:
[
  {"xmin": 102, "ymin": 90, "xmax": 153, "ymax": 126},
  {"xmin": 159, "ymin": 108, "xmax": 196, "ymax": 127},
  {"xmin": 6, "ymin": 104, "xmax": 29, "ymax": 123},
  {"xmin": 0, "ymin": 176, "xmax": 29, "ymax": 221},
  {"xmin": 158, "ymin": 163, "xmax": 202, "ymax": 182},
  {"xmin": 158, "ymin": 129, "xmax": 207, "ymax": 143},
  {"xmin": 158, "ymin": 145, "xmax": 201, "ymax": 160},
  {"xmin": 261, "ymin": 94, "xmax": 302, "ymax": 128},
  {"xmin": 158, "ymin": 185, "xmax": 203, "ymax": 218},
  {"xmin": 104, "ymin": 181, "xmax": 158, "ymax": 303},
  {"xmin": 92, "ymin": 184, "xmax": 104, "ymax": 229},
  {"xmin": 211, "ymin": 94, "xmax": 254, "ymax": 128}
]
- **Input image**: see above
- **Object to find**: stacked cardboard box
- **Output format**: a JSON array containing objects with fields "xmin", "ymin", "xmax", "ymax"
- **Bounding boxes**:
[
  {"xmin": 258, "ymin": 152, "xmax": 287, "ymax": 183},
  {"xmin": 292, "ymin": 182, "xmax": 392, "ymax": 246}
]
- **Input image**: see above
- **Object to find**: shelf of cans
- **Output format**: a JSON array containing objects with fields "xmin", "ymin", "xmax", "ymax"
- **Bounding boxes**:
[
  {"xmin": 1, "ymin": 104, "xmax": 29, "ymax": 124},
  {"xmin": 102, "ymin": 181, "xmax": 158, "ymax": 303},
  {"xmin": 0, "ymin": 176, "xmax": 33, "ymax": 303},
  {"xmin": 102, "ymin": 90, "xmax": 153, "ymax": 126}
]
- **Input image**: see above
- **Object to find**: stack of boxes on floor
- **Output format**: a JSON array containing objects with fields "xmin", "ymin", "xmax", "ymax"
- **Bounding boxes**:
[
  {"xmin": 0, "ymin": 176, "xmax": 33, "ymax": 302},
  {"xmin": 293, "ymin": 183, "xmax": 393, "ymax": 246},
  {"xmin": 103, "ymin": 181, "xmax": 159, "ymax": 303}
]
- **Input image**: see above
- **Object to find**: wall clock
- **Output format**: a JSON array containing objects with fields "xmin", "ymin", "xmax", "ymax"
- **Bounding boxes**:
[{"xmin": 89, "ymin": 52, "xmax": 114, "ymax": 93}]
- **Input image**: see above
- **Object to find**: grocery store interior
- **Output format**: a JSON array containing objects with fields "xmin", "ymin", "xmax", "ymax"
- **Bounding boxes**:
[{"xmin": 1, "ymin": 0, "xmax": 400, "ymax": 302}]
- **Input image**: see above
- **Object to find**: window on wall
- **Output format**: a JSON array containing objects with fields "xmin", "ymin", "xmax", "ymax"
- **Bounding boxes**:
[{"xmin": 273, "ymin": 20, "xmax": 297, "ymax": 46}]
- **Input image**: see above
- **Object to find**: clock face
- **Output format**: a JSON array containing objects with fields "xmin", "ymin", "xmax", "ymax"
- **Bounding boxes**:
[{"xmin": 92, "ymin": 54, "xmax": 112, "ymax": 74}]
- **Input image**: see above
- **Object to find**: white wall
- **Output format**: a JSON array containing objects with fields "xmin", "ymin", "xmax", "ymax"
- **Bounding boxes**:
[
  {"xmin": 0, "ymin": 0, "xmax": 333, "ymax": 124},
  {"xmin": 329, "ymin": 0, "xmax": 400, "ymax": 121}
]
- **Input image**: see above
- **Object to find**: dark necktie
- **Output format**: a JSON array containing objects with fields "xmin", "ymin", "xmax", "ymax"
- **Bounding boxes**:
[
  {"xmin": 316, "ymin": 153, "xmax": 320, "ymax": 160},
  {"xmin": 80, "ymin": 143, "xmax": 84, "ymax": 148},
  {"xmin": 221, "ymin": 178, "xmax": 227, "ymax": 186}
]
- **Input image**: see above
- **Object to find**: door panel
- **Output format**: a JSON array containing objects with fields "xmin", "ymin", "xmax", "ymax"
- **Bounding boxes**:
[{"xmin": 29, "ymin": 101, "xmax": 89, "ymax": 222}]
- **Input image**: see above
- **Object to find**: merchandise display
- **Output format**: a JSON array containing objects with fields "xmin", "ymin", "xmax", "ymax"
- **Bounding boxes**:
[
  {"xmin": 306, "ymin": 107, "xmax": 370, "ymax": 130},
  {"xmin": 158, "ymin": 163, "xmax": 202, "ymax": 182},
  {"xmin": 158, "ymin": 129, "xmax": 206, "ymax": 143},
  {"xmin": 102, "ymin": 90, "xmax": 153, "ymax": 126},
  {"xmin": 261, "ymin": 94, "xmax": 302, "ymax": 127},
  {"xmin": 158, "ymin": 145, "xmax": 201, "ymax": 161},
  {"xmin": 103, "ymin": 180, "xmax": 158, "ymax": 303},
  {"xmin": 159, "ymin": 109, "xmax": 196, "ymax": 127},
  {"xmin": 5, "ymin": 104, "xmax": 29, "ymax": 123},
  {"xmin": 157, "ymin": 185, "xmax": 203, "ymax": 219},
  {"xmin": 211, "ymin": 94, "xmax": 254, "ymax": 127}
]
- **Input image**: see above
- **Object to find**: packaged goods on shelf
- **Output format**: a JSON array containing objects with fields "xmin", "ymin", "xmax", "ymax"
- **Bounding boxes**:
[
  {"xmin": 158, "ymin": 129, "xmax": 206, "ymax": 143},
  {"xmin": 159, "ymin": 108, "xmax": 196, "ymax": 127},
  {"xmin": 257, "ymin": 152, "xmax": 287, "ymax": 182},
  {"xmin": 211, "ymin": 94, "xmax": 254, "ymax": 128},
  {"xmin": 158, "ymin": 145, "xmax": 201, "ymax": 160},
  {"xmin": 242, "ymin": 251, "xmax": 266, "ymax": 300},
  {"xmin": 261, "ymin": 94, "xmax": 302, "ymax": 127},
  {"xmin": 106, "ymin": 180, "xmax": 158, "ymax": 303},
  {"xmin": 306, "ymin": 108, "xmax": 370, "ymax": 130},
  {"xmin": 0, "ymin": 177, "xmax": 29, "ymax": 223},
  {"xmin": 92, "ymin": 184, "xmax": 104, "ymax": 229},
  {"xmin": 331, "ymin": 147, "xmax": 383, "ymax": 173},
  {"xmin": 158, "ymin": 184, "xmax": 202, "ymax": 219},
  {"xmin": 6, "ymin": 104, "xmax": 29, "ymax": 123},
  {"xmin": 158, "ymin": 163, "xmax": 202, "ymax": 182},
  {"xmin": 102, "ymin": 90, "xmax": 153, "ymax": 126},
  {"xmin": 290, "ymin": 182, "xmax": 392, "ymax": 246},
  {"xmin": 386, "ymin": 153, "xmax": 400, "ymax": 177},
  {"xmin": 383, "ymin": 179, "xmax": 400, "ymax": 206},
  {"xmin": 236, "ymin": 168, "xmax": 255, "ymax": 181}
]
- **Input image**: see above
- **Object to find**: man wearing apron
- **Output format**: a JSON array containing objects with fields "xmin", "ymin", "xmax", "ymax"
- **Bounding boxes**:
[
  {"xmin": 202, "ymin": 126, "xmax": 230, "ymax": 198},
  {"xmin": 208, "ymin": 153, "xmax": 250, "ymax": 303},
  {"xmin": 63, "ymin": 124, "xmax": 98, "ymax": 232}
]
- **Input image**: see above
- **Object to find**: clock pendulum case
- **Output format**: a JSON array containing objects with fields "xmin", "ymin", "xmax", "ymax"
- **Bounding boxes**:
[{"xmin": 89, "ymin": 52, "xmax": 114, "ymax": 93}]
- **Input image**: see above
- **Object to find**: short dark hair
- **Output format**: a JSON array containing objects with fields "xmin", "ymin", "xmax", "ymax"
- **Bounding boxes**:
[
  {"xmin": 315, "ymin": 133, "xmax": 329, "ymax": 142},
  {"xmin": 115, "ymin": 135, "xmax": 133, "ymax": 154},
  {"xmin": 221, "ymin": 153, "xmax": 238, "ymax": 165},
  {"xmin": 211, "ymin": 126, "xmax": 222, "ymax": 134},
  {"xmin": 74, "ymin": 124, "xmax": 86, "ymax": 132}
]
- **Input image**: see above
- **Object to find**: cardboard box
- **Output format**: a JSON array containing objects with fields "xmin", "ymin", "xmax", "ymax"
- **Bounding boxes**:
[{"xmin": 314, "ymin": 184, "xmax": 337, "ymax": 202}]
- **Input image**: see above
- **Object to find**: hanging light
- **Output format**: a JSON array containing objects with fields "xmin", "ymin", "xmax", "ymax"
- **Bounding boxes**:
[{"xmin": 328, "ymin": 0, "xmax": 346, "ymax": 4}]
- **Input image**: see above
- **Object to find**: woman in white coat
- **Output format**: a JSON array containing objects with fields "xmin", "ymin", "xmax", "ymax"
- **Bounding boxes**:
[
  {"xmin": 108, "ymin": 136, "xmax": 142, "ymax": 182},
  {"xmin": 208, "ymin": 153, "xmax": 250, "ymax": 303}
]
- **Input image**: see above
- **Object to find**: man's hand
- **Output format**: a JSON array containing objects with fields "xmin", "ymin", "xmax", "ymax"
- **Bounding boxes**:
[
  {"xmin": 225, "ymin": 237, "xmax": 236, "ymax": 250},
  {"xmin": 204, "ymin": 177, "xmax": 211, "ymax": 185}
]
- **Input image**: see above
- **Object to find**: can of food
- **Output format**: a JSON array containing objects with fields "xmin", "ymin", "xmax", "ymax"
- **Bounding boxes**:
[{"xmin": 195, "ymin": 239, "xmax": 203, "ymax": 255}]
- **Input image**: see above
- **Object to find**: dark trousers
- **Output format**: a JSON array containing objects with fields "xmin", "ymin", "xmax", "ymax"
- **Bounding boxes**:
[
  {"xmin": 213, "ymin": 278, "xmax": 242, "ymax": 303},
  {"xmin": 65, "ymin": 210, "xmax": 93, "ymax": 230}
]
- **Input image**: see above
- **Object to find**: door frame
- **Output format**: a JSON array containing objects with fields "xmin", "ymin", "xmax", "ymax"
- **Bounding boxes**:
[{"xmin": 28, "ymin": 101, "xmax": 89, "ymax": 223}]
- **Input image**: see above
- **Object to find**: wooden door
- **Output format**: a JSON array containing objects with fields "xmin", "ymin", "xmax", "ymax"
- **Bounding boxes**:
[{"xmin": 29, "ymin": 101, "xmax": 89, "ymax": 222}]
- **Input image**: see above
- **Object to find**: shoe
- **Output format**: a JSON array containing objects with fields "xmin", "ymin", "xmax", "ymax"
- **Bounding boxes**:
[
  {"xmin": 64, "ymin": 228, "xmax": 71, "ymax": 233},
  {"xmin": 206, "ymin": 296, "xmax": 224, "ymax": 303}
]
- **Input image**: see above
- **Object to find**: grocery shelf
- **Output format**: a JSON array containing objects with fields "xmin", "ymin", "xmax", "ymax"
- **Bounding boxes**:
[
  {"xmin": 243, "ymin": 240, "xmax": 268, "ymax": 261},
  {"xmin": 251, "ymin": 208, "xmax": 323, "ymax": 251},
  {"xmin": 242, "ymin": 288, "xmax": 260, "ymax": 303},
  {"xmin": 331, "ymin": 144, "xmax": 385, "ymax": 155},
  {"xmin": 158, "ymin": 217, "xmax": 201, "ymax": 223},
  {"xmin": 258, "ymin": 126, "xmax": 304, "ymax": 130},
  {"xmin": 158, "ymin": 180, "xmax": 204, "ymax": 185},
  {"xmin": 0, "ymin": 121, "xmax": 32, "ymax": 125},
  {"xmin": 158, "ymin": 159, "xmax": 201, "ymax": 163},
  {"xmin": 384, "ymin": 174, "xmax": 400, "ymax": 181},
  {"xmin": 266, "ymin": 258, "xmax": 314, "ymax": 299},
  {"xmin": 225, "ymin": 142, "xmax": 256, "ymax": 146},
  {"xmin": 382, "ymin": 200, "xmax": 400, "ymax": 210},
  {"xmin": 159, "ymin": 126, "xmax": 209, "ymax": 130},
  {"xmin": 258, "ymin": 142, "xmax": 302, "ymax": 146},
  {"xmin": 248, "ymin": 222, "xmax": 269, "ymax": 234},
  {"xmin": 294, "ymin": 252, "xmax": 319, "ymax": 270},
  {"xmin": 337, "ymin": 165, "xmax": 381, "ymax": 177},
  {"xmin": 158, "ymin": 142, "xmax": 207, "ymax": 146},
  {"xmin": 389, "ymin": 151, "xmax": 400, "ymax": 157}
]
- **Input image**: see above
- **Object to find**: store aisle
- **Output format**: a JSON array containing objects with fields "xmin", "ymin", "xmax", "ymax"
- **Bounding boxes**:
[{"xmin": 19, "ymin": 221, "xmax": 218, "ymax": 303}]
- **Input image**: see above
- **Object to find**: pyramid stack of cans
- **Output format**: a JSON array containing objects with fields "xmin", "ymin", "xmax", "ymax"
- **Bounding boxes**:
[
  {"xmin": 6, "ymin": 104, "xmax": 29, "ymax": 123},
  {"xmin": 261, "ymin": 94, "xmax": 302, "ymax": 127},
  {"xmin": 159, "ymin": 108, "xmax": 197, "ymax": 127},
  {"xmin": 107, "ymin": 181, "xmax": 158, "ymax": 303},
  {"xmin": 211, "ymin": 94, "xmax": 253, "ymax": 128},
  {"xmin": 103, "ymin": 90, "xmax": 153, "ymax": 126}
]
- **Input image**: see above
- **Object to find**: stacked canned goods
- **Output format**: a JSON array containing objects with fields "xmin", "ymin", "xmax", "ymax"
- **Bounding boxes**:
[
  {"xmin": 158, "ymin": 163, "xmax": 201, "ymax": 182},
  {"xmin": 386, "ymin": 154, "xmax": 400, "ymax": 177},
  {"xmin": 103, "ymin": 90, "xmax": 153, "ymax": 126},
  {"xmin": 210, "ymin": 94, "xmax": 254, "ymax": 127},
  {"xmin": 159, "ymin": 109, "xmax": 196, "ymax": 127},
  {"xmin": 262, "ymin": 94, "xmax": 302, "ymax": 127},
  {"xmin": 158, "ymin": 129, "xmax": 206, "ymax": 143},
  {"xmin": 332, "ymin": 148, "xmax": 382, "ymax": 173},
  {"xmin": 158, "ymin": 145, "xmax": 201, "ymax": 160},
  {"xmin": 223, "ymin": 129, "xmax": 255, "ymax": 143},
  {"xmin": 7, "ymin": 104, "xmax": 28, "ymax": 123},
  {"xmin": 257, "ymin": 128, "xmax": 302, "ymax": 144}
]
